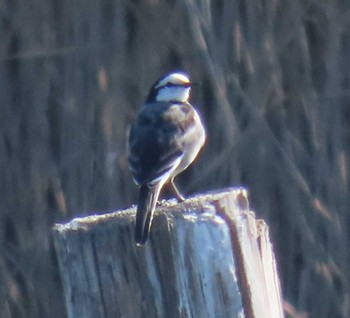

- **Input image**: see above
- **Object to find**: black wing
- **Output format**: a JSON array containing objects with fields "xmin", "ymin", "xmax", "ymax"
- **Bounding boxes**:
[{"xmin": 128, "ymin": 103, "xmax": 184, "ymax": 185}]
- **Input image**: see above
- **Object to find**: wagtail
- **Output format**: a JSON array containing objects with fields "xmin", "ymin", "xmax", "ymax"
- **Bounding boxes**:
[{"xmin": 128, "ymin": 72, "xmax": 206, "ymax": 244}]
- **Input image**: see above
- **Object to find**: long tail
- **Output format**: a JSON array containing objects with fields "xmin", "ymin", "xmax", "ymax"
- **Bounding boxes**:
[{"xmin": 135, "ymin": 183, "xmax": 162, "ymax": 245}]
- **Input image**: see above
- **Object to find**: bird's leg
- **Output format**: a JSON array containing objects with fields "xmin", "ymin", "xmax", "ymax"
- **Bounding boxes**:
[{"xmin": 169, "ymin": 178, "xmax": 185, "ymax": 202}]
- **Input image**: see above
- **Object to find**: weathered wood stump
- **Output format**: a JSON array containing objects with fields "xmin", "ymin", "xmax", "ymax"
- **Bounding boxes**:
[{"xmin": 53, "ymin": 187, "xmax": 284, "ymax": 318}]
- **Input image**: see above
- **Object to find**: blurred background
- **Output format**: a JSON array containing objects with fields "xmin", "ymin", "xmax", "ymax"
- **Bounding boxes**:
[{"xmin": 0, "ymin": 0, "xmax": 349, "ymax": 317}]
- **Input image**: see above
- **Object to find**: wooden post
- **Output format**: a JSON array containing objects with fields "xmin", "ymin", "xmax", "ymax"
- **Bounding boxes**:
[{"xmin": 53, "ymin": 188, "xmax": 284, "ymax": 318}]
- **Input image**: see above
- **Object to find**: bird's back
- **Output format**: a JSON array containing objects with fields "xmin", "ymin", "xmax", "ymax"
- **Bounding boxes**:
[{"xmin": 128, "ymin": 102, "xmax": 187, "ymax": 185}]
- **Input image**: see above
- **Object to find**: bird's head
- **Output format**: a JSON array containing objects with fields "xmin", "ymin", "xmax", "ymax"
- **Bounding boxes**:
[{"xmin": 146, "ymin": 72, "xmax": 192, "ymax": 103}]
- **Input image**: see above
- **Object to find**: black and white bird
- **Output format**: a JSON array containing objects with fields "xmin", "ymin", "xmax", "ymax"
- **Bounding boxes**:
[{"xmin": 128, "ymin": 72, "xmax": 206, "ymax": 245}]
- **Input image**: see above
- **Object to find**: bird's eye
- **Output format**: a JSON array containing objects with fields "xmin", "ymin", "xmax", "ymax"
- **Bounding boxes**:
[{"xmin": 160, "ymin": 82, "xmax": 190, "ymax": 89}]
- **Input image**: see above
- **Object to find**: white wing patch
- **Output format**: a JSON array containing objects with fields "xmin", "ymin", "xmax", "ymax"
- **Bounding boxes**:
[{"xmin": 148, "ymin": 154, "xmax": 183, "ymax": 186}]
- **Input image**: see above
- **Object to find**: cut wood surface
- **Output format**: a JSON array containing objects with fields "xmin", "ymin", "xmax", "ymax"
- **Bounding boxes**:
[{"xmin": 53, "ymin": 187, "xmax": 284, "ymax": 318}]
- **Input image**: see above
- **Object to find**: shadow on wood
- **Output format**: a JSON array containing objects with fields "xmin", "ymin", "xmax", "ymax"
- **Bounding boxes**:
[{"xmin": 53, "ymin": 187, "xmax": 284, "ymax": 318}]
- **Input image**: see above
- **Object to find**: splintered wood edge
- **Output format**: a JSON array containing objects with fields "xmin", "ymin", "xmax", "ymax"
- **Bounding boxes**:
[
  {"xmin": 53, "ymin": 187, "xmax": 249, "ymax": 233},
  {"xmin": 256, "ymin": 220, "xmax": 284, "ymax": 318},
  {"xmin": 214, "ymin": 198, "xmax": 283, "ymax": 318}
]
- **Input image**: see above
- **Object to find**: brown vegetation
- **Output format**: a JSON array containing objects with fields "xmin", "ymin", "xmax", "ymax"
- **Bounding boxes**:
[{"xmin": 0, "ymin": 0, "xmax": 349, "ymax": 317}]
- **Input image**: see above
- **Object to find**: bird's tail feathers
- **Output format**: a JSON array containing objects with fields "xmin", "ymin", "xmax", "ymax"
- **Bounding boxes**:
[{"xmin": 135, "ymin": 183, "xmax": 161, "ymax": 245}]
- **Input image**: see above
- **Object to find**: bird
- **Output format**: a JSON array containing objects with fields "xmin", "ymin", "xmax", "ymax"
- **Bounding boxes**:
[{"xmin": 128, "ymin": 72, "xmax": 206, "ymax": 245}]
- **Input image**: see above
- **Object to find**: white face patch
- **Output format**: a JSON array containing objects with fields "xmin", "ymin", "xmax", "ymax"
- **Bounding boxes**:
[
  {"xmin": 156, "ymin": 86, "xmax": 191, "ymax": 102},
  {"xmin": 156, "ymin": 73, "xmax": 190, "ymax": 89}
]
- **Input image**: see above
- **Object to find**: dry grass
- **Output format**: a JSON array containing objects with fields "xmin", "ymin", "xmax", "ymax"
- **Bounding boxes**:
[{"xmin": 0, "ymin": 0, "xmax": 349, "ymax": 317}]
